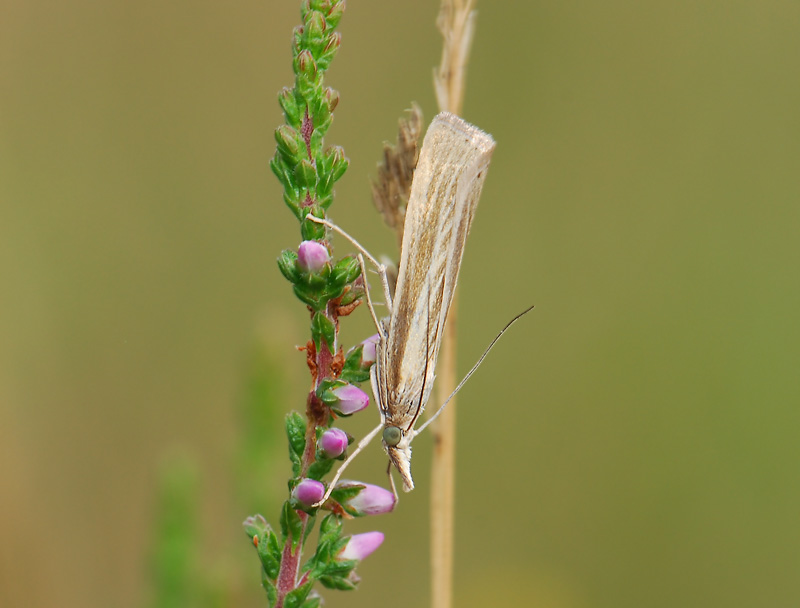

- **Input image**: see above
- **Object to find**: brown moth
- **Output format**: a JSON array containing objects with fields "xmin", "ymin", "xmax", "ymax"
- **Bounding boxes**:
[
  {"xmin": 308, "ymin": 112, "xmax": 496, "ymax": 497},
  {"xmin": 373, "ymin": 112, "xmax": 495, "ymax": 491}
]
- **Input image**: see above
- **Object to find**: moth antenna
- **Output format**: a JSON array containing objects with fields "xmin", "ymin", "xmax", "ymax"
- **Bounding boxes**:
[{"xmin": 416, "ymin": 305, "xmax": 535, "ymax": 436}]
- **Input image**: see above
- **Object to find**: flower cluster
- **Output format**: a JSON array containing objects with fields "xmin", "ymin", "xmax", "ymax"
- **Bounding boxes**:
[
  {"xmin": 243, "ymin": 405, "xmax": 397, "ymax": 604},
  {"xmin": 243, "ymin": 3, "xmax": 396, "ymax": 607}
]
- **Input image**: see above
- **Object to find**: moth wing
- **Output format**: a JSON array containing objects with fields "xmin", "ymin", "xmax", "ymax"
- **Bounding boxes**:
[{"xmin": 383, "ymin": 112, "xmax": 496, "ymax": 431}]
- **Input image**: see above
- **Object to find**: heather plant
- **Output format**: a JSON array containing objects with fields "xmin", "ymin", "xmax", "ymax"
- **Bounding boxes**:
[
  {"xmin": 242, "ymin": 2, "xmax": 397, "ymax": 607},
  {"xmin": 144, "ymin": 1, "xmax": 486, "ymax": 606}
]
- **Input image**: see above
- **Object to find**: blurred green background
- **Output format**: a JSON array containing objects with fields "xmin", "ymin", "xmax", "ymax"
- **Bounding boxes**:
[{"xmin": 2, "ymin": 1, "xmax": 799, "ymax": 607}]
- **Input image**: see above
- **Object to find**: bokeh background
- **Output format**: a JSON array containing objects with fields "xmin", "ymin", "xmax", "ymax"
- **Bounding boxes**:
[{"xmin": 2, "ymin": 1, "xmax": 799, "ymax": 607}]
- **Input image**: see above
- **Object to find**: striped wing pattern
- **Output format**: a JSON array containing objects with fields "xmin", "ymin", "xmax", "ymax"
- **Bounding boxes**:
[{"xmin": 375, "ymin": 112, "xmax": 495, "ymax": 490}]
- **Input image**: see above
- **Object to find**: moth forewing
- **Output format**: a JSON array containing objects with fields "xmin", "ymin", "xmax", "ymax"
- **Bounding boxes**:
[{"xmin": 378, "ymin": 112, "xmax": 496, "ymax": 491}]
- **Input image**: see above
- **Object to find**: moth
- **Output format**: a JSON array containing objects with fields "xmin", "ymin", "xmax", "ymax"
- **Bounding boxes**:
[
  {"xmin": 309, "ymin": 112, "xmax": 497, "ymax": 494},
  {"xmin": 372, "ymin": 112, "xmax": 495, "ymax": 491}
]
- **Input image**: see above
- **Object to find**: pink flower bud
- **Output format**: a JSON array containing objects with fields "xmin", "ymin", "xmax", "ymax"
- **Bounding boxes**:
[
  {"xmin": 319, "ymin": 427, "xmax": 349, "ymax": 458},
  {"xmin": 360, "ymin": 333, "xmax": 380, "ymax": 366},
  {"xmin": 297, "ymin": 240, "xmax": 330, "ymax": 272},
  {"xmin": 330, "ymin": 384, "xmax": 369, "ymax": 416},
  {"xmin": 339, "ymin": 531, "xmax": 384, "ymax": 561},
  {"xmin": 336, "ymin": 480, "xmax": 396, "ymax": 516},
  {"xmin": 292, "ymin": 478, "xmax": 325, "ymax": 507}
]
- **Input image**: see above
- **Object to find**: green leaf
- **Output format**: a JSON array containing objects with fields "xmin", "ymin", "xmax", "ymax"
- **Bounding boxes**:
[
  {"xmin": 294, "ymin": 49, "xmax": 317, "ymax": 81},
  {"xmin": 316, "ymin": 171, "xmax": 333, "ymax": 201},
  {"xmin": 317, "ymin": 32, "xmax": 341, "ymax": 71},
  {"xmin": 323, "ymin": 87, "xmax": 339, "ymax": 113},
  {"xmin": 310, "ymin": 312, "xmax": 335, "ymax": 351},
  {"xmin": 329, "ymin": 483, "xmax": 364, "ymax": 511},
  {"xmin": 271, "ymin": 156, "xmax": 298, "ymax": 195},
  {"xmin": 275, "ymin": 125, "xmax": 301, "ymax": 160},
  {"xmin": 307, "ymin": 458, "xmax": 335, "ymax": 481},
  {"xmin": 300, "ymin": 267, "xmax": 329, "ymax": 291},
  {"xmin": 278, "ymin": 87, "xmax": 302, "ymax": 127},
  {"xmin": 243, "ymin": 514, "xmax": 270, "ymax": 540},
  {"xmin": 300, "ymin": 596, "xmax": 321, "ymax": 608},
  {"xmin": 282, "ymin": 190, "xmax": 303, "ymax": 220},
  {"xmin": 294, "ymin": 158, "xmax": 317, "ymax": 191},
  {"xmin": 326, "ymin": 3, "xmax": 345, "ymax": 29},
  {"xmin": 292, "ymin": 284, "xmax": 324, "ymax": 311},
  {"xmin": 279, "ymin": 500, "xmax": 289, "ymax": 540},
  {"xmin": 280, "ymin": 501, "xmax": 304, "ymax": 551},
  {"xmin": 331, "ymin": 255, "xmax": 361, "ymax": 286},
  {"xmin": 292, "ymin": 24, "xmax": 303, "ymax": 55},
  {"xmin": 264, "ymin": 578, "xmax": 278, "ymax": 606},
  {"xmin": 336, "ymin": 286, "xmax": 360, "ymax": 308},
  {"xmin": 340, "ymin": 345, "xmax": 370, "ymax": 383},
  {"xmin": 317, "ymin": 193, "xmax": 334, "ymax": 211},
  {"xmin": 277, "ymin": 250, "xmax": 301, "ymax": 283},
  {"xmin": 316, "ymin": 378, "xmax": 341, "ymax": 405},
  {"xmin": 302, "ymin": 514, "xmax": 316, "ymax": 548},
  {"xmin": 267, "ymin": 528, "xmax": 281, "ymax": 560},
  {"xmin": 318, "ymin": 513, "xmax": 342, "ymax": 544},
  {"xmin": 328, "ymin": 146, "xmax": 348, "ymax": 183},
  {"xmin": 301, "ymin": 215, "xmax": 326, "ymax": 241},
  {"xmin": 307, "ymin": 130, "xmax": 325, "ymax": 165},
  {"xmin": 257, "ymin": 527, "xmax": 281, "ymax": 581},
  {"xmin": 310, "ymin": 100, "xmax": 331, "ymax": 136},
  {"xmin": 285, "ymin": 581, "xmax": 314, "ymax": 608},
  {"xmin": 322, "ymin": 557, "xmax": 356, "ymax": 577},
  {"xmin": 319, "ymin": 574, "xmax": 357, "ymax": 591},
  {"xmin": 304, "ymin": 12, "xmax": 326, "ymax": 54},
  {"xmin": 285, "ymin": 412, "xmax": 307, "ymax": 476},
  {"xmin": 330, "ymin": 485, "xmax": 364, "ymax": 503},
  {"xmin": 295, "ymin": 51, "xmax": 319, "ymax": 100}
]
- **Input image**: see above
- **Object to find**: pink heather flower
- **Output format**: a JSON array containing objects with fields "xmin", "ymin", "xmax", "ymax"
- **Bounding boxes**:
[
  {"xmin": 360, "ymin": 333, "xmax": 380, "ymax": 365},
  {"xmin": 330, "ymin": 384, "xmax": 369, "ymax": 416},
  {"xmin": 339, "ymin": 531, "xmax": 385, "ymax": 561},
  {"xmin": 297, "ymin": 240, "xmax": 330, "ymax": 272},
  {"xmin": 336, "ymin": 480, "xmax": 396, "ymax": 516},
  {"xmin": 319, "ymin": 427, "xmax": 349, "ymax": 458},
  {"xmin": 292, "ymin": 478, "xmax": 325, "ymax": 507}
]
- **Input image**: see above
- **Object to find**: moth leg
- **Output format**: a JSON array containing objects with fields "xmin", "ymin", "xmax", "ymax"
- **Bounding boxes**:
[
  {"xmin": 358, "ymin": 254, "xmax": 385, "ymax": 336},
  {"xmin": 386, "ymin": 460, "xmax": 399, "ymax": 502},
  {"xmin": 305, "ymin": 214, "xmax": 394, "ymax": 312},
  {"xmin": 312, "ymin": 422, "xmax": 383, "ymax": 507}
]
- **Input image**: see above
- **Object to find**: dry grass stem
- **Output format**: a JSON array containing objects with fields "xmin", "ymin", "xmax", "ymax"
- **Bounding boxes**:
[
  {"xmin": 431, "ymin": 3, "xmax": 478, "ymax": 608},
  {"xmin": 434, "ymin": 0, "xmax": 477, "ymax": 117}
]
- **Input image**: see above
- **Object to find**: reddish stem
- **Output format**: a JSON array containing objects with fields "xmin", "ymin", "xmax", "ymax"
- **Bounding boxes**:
[
  {"xmin": 275, "ymin": 305, "xmax": 338, "ymax": 607},
  {"xmin": 301, "ymin": 108, "xmax": 314, "ymax": 160},
  {"xmin": 274, "ymin": 512, "xmax": 309, "ymax": 608}
]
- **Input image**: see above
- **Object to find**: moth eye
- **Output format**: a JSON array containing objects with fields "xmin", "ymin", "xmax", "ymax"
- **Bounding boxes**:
[{"xmin": 383, "ymin": 426, "xmax": 402, "ymax": 447}]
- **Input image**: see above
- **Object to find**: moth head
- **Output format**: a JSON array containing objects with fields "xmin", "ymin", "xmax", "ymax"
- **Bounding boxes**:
[{"xmin": 383, "ymin": 429, "xmax": 414, "ymax": 492}]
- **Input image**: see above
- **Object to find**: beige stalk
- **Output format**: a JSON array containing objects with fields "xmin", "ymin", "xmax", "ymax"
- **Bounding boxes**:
[{"xmin": 431, "ymin": 2, "xmax": 477, "ymax": 608}]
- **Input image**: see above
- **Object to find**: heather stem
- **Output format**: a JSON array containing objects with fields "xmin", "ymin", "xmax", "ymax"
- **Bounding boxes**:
[
  {"xmin": 275, "ymin": 512, "xmax": 310, "ymax": 608},
  {"xmin": 261, "ymin": 2, "xmax": 359, "ymax": 605}
]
